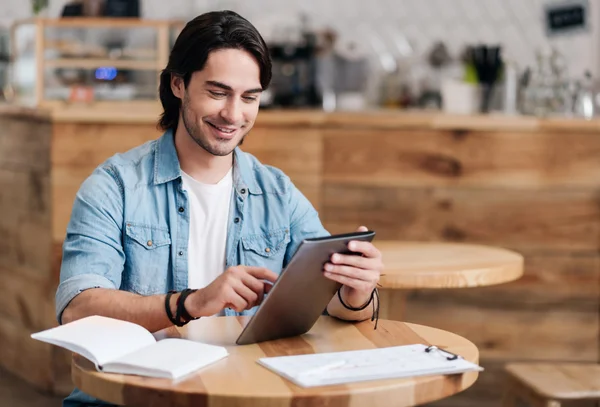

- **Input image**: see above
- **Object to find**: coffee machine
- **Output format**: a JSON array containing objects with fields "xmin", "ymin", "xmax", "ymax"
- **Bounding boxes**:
[{"xmin": 265, "ymin": 30, "xmax": 322, "ymax": 108}]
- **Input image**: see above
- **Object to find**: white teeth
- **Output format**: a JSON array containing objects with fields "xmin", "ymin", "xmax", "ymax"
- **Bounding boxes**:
[{"xmin": 214, "ymin": 125, "xmax": 235, "ymax": 133}]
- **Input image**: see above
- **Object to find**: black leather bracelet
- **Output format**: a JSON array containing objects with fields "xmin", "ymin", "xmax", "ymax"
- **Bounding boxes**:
[
  {"xmin": 176, "ymin": 288, "xmax": 200, "ymax": 325},
  {"xmin": 164, "ymin": 290, "xmax": 181, "ymax": 326},
  {"xmin": 337, "ymin": 287, "xmax": 374, "ymax": 311},
  {"xmin": 337, "ymin": 287, "xmax": 380, "ymax": 330}
]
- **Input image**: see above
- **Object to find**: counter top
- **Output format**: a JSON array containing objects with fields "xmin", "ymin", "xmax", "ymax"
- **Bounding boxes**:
[{"xmin": 2, "ymin": 103, "xmax": 600, "ymax": 132}]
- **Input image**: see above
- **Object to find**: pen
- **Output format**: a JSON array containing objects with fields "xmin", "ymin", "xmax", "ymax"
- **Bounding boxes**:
[{"xmin": 297, "ymin": 360, "xmax": 347, "ymax": 377}]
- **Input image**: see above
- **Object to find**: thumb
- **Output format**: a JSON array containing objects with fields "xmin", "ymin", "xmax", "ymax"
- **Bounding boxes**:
[{"xmin": 356, "ymin": 225, "xmax": 368, "ymax": 232}]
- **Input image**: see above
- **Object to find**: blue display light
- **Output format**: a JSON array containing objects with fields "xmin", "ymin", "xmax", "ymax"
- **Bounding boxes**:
[{"xmin": 95, "ymin": 66, "xmax": 118, "ymax": 81}]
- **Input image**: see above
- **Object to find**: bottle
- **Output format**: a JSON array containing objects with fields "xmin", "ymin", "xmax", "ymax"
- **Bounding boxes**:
[{"xmin": 503, "ymin": 60, "xmax": 518, "ymax": 115}]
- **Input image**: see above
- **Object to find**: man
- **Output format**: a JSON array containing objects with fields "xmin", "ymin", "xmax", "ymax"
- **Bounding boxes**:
[{"xmin": 57, "ymin": 10, "xmax": 383, "ymax": 406}]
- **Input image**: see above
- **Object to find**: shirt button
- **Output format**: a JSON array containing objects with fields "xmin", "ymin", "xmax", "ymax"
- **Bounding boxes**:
[
  {"xmin": 240, "ymin": 188, "xmax": 246, "ymax": 194},
  {"xmin": 147, "ymin": 240, "xmax": 153, "ymax": 247},
  {"xmin": 234, "ymin": 217, "xmax": 240, "ymax": 223},
  {"xmin": 178, "ymin": 207, "xmax": 185, "ymax": 213},
  {"xmin": 265, "ymin": 247, "xmax": 271, "ymax": 253},
  {"xmin": 178, "ymin": 251, "xmax": 184, "ymax": 256}
]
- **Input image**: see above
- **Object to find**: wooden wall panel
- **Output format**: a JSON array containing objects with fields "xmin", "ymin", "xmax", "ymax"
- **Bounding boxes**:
[
  {"xmin": 51, "ymin": 123, "xmax": 160, "ymax": 168},
  {"xmin": 324, "ymin": 130, "xmax": 600, "ymax": 188},
  {"xmin": 0, "ymin": 268, "xmax": 56, "ymax": 332},
  {"xmin": 404, "ymin": 300, "xmax": 597, "ymax": 362},
  {"xmin": 0, "ymin": 115, "xmax": 50, "ymax": 172},
  {"xmin": 0, "ymin": 316, "xmax": 55, "ymax": 392},
  {"xmin": 0, "ymin": 115, "xmax": 61, "ymax": 394},
  {"xmin": 0, "ymin": 116, "xmax": 52, "ymax": 286},
  {"xmin": 322, "ymin": 185, "xmax": 600, "ymax": 253},
  {"xmin": 0, "ymin": 170, "xmax": 51, "ymax": 278}
]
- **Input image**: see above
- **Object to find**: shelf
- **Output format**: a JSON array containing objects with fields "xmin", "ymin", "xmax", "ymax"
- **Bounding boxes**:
[
  {"xmin": 39, "ymin": 18, "xmax": 183, "ymax": 28},
  {"xmin": 10, "ymin": 17, "xmax": 176, "ymax": 108},
  {"xmin": 44, "ymin": 59, "xmax": 159, "ymax": 70}
]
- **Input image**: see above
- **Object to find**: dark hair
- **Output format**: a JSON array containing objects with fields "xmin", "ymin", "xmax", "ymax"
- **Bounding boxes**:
[{"xmin": 158, "ymin": 10, "xmax": 272, "ymax": 131}]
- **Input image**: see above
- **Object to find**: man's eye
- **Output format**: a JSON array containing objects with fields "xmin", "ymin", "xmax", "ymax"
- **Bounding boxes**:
[
  {"xmin": 209, "ymin": 91, "xmax": 227, "ymax": 97},
  {"xmin": 243, "ymin": 96, "xmax": 257, "ymax": 102}
]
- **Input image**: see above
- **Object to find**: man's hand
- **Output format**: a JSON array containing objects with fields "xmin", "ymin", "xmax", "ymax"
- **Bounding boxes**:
[
  {"xmin": 186, "ymin": 266, "xmax": 278, "ymax": 317},
  {"xmin": 324, "ymin": 226, "xmax": 383, "ymax": 308}
]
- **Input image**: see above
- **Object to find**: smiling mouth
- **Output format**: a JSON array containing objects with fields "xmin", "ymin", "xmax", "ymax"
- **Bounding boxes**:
[{"xmin": 206, "ymin": 121, "xmax": 239, "ymax": 136}]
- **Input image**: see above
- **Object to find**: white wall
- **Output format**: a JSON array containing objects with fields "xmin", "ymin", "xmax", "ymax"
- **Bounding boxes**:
[{"xmin": 2, "ymin": 0, "xmax": 598, "ymax": 81}]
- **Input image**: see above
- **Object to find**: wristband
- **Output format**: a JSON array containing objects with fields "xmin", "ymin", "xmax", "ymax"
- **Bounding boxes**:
[{"xmin": 337, "ymin": 287, "xmax": 380, "ymax": 329}]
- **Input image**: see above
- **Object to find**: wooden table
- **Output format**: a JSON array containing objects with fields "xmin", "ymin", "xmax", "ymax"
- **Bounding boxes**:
[
  {"xmin": 378, "ymin": 241, "xmax": 524, "ymax": 289},
  {"xmin": 72, "ymin": 316, "xmax": 480, "ymax": 407},
  {"xmin": 376, "ymin": 241, "xmax": 524, "ymax": 320}
]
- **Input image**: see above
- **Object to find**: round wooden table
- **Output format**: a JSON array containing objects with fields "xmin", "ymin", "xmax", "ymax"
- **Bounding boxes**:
[
  {"xmin": 72, "ymin": 316, "xmax": 480, "ymax": 407},
  {"xmin": 378, "ymin": 241, "xmax": 524, "ymax": 289},
  {"xmin": 376, "ymin": 241, "xmax": 523, "ymax": 320}
]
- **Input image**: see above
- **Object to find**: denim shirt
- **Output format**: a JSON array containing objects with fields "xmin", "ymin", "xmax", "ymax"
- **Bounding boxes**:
[{"xmin": 57, "ymin": 129, "xmax": 329, "ymax": 406}]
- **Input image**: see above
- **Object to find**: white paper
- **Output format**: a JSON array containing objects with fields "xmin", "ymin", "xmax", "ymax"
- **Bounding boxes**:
[
  {"xmin": 258, "ymin": 344, "xmax": 483, "ymax": 387},
  {"xmin": 103, "ymin": 338, "xmax": 229, "ymax": 380},
  {"xmin": 31, "ymin": 315, "xmax": 156, "ymax": 367}
]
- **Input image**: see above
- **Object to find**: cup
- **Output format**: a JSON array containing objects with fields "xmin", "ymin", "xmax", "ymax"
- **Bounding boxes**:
[{"xmin": 441, "ymin": 79, "xmax": 480, "ymax": 115}]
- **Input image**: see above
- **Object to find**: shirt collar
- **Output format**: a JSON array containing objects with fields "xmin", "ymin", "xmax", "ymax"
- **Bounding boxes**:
[
  {"xmin": 153, "ymin": 129, "xmax": 263, "ymax": 195},
  {"xmin": 153, "ymin": 129, "xmax": 181, "ymax": 185},
  {"xmin": 232, "ymin": 147, "xmax": 263, "ymax": 195}
]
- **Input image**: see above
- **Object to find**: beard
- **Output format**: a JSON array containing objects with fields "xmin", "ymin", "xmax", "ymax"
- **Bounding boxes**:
[{"xmin": 181, "ymin": 92, "xmax": 247, "ymax": 157}]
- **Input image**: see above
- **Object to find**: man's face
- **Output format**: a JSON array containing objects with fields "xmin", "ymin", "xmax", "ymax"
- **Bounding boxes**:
[{"xmin": 172, "ymin": 48, "xmax": 263, "ymax": 157}]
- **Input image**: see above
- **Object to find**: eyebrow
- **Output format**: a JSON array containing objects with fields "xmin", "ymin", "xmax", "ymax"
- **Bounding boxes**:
[{"xmin": 205, "ymin": 80, "xmax": 263, "ymax": 94}]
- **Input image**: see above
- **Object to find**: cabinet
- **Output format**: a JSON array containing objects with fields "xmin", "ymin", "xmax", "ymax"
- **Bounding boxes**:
[{"xmin": 9, "ymin": 18, "xmax": 183, "ymax": 109}]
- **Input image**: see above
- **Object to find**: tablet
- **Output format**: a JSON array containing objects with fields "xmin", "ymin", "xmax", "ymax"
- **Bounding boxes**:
[{"xmin": 235, "ymin": 230, "xmax": 376, "ymax": 345}]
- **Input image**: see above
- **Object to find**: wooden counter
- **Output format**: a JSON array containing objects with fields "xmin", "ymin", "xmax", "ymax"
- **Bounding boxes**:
[
  {"xmin": 6, "ymin": 103, "xmax": 600, "ymax": 131},
  {"xmin": 1, "ymin": 104, "xmax": 599, "ymax": 406}
]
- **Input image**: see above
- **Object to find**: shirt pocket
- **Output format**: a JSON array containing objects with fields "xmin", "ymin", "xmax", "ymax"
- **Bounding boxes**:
[
  {"xmin": 241, "ymin": 227, "xmax": 290, "ymax": 274},
  {"xmin": 123, "ymin": 222, "xmax": 171, "ymax": 295}
]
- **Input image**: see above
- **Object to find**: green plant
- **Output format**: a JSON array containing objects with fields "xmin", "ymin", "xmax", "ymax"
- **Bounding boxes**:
[{"xmin": 31, "ymin": 0, "xmax": 48, "ymax": 15}]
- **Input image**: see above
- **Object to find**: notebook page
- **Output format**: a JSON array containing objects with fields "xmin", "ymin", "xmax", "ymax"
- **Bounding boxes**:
[
  {"xmin": 103, "ymin": 338, "xmax": 228, "ymax": 379},
  {"xmin": 258, "ymin": 344, "xmax": 483, "ymax": 387},
  {"xmin": 31, "ymin": 315, "xmax": 156, "ymax": 367}
]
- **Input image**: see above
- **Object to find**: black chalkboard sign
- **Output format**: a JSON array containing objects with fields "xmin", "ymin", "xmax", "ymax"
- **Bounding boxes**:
[
  {"xmin": 545, "ymin": 0, "xmax": 588, "ymax": 35},
  {"xmin": 103, "ymin": 0, "xmax": 140, "ymax": 18}
]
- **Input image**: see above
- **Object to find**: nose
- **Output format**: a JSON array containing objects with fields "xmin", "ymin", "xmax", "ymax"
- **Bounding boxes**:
[{"xmin": 219, "ymin": 98, "xmax": 243, "ymax": 125}]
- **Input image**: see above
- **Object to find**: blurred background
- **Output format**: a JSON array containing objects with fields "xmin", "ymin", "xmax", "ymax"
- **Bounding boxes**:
[
  {"xmin": 1, "ymin": 1, "xmax": 600, "ymax": 406},
  {"xmin": 1, "ymin": 0, "xmax": 599, "ymax": 117}
]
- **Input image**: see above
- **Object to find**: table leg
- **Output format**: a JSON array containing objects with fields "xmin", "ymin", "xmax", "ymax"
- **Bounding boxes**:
[{"xmin": 378, "ymin": 289, "xmax": 407, "ymax": 321}]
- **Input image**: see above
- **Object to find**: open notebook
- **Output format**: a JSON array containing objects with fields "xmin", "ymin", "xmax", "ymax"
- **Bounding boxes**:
[
  {"xmin": 258, "ymin": 344, "xmax": 483, "ymax": 387},
  {"xmin": 31, "ymin": 315, "xmax": 228, "ymax": 380}
]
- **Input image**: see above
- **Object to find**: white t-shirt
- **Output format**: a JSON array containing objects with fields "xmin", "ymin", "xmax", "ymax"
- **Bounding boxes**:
[{"xmin": 180, "ymin": 167, "xmax": 233, "ymax": 291}]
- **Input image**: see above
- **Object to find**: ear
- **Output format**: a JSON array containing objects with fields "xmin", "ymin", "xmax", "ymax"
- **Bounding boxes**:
[{"xmin": 170, "ymin": 74, "xmax": 185, "ymax": 100}]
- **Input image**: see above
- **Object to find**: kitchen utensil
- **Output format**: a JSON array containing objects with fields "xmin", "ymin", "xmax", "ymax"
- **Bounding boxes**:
[{"xmin": 472, "ymin": 45, "xmax": 503, "ymax": 113}]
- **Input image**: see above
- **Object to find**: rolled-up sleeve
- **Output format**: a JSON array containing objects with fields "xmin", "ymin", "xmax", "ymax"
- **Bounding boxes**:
[{"xmin": 55, "ymin": 164, "xmax": 125, "ymax": 324}]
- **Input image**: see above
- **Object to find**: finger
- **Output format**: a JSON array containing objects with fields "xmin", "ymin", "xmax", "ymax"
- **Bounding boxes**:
[
  {"xmin": 255, "ymin": 281, "xmax": 277, "ymax": 306},
  {"xmin": 323, "ymin": 270, "xmax": 373, "ymax": 291},
  {"xmin": 238, "ymin": 272, "xmax": 267, "ymax": 297},
  {"xmin": 244, "ymin": 266, "xmax": 279, "ymax": 283},
  {"xmin": 225, "ymin": 289, "xmax": 249, "ymax": 313},
  {"xmin": 324, "ymin": 263, "xmax": 379, "ymax": 283},
  {"xmin": 263, "ymin": 281, "xmax": 274, "ymax": 294},
  {"xmin": 233, "ymin": 284, "xmax": 259, "ymax": 310},
  {"xmin": 330, "ymin": 252, "xmax": 372, "ymax": 269},
  {"xmin": 347, "ymin": 241, "xmax": 381, "ymax": 259},
  {"xmin": 356, "ymin": 225, "xmax": 369, "ymax": 232}
]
